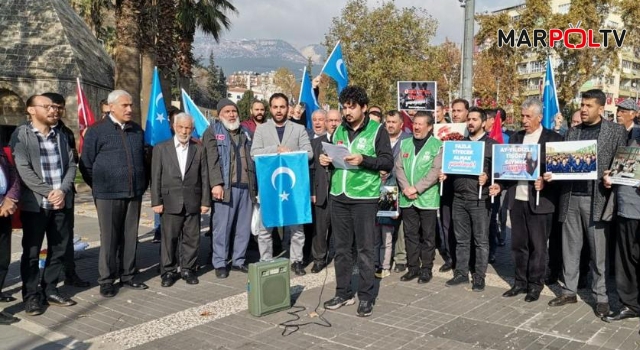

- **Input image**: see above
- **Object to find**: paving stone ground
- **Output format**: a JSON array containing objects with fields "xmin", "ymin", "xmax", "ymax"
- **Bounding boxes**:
[{"xmin": 1, "ymin": 188, "xmax": 639, "ymax": 350}]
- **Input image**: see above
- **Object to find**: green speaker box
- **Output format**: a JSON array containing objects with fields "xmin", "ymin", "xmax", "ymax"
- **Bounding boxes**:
[{"xmin": 247, "ymin": 258, "xmax": 291, "ymax": 316}]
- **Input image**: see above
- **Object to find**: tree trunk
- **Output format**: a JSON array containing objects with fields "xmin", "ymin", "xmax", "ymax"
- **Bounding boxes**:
[
  {"xmin": 140, "ymin": 52, "xmax": 155, "ymax": 128},
  {"xmin": 115, "ymin": 0, "xmax": 142, "ymax": 124}
]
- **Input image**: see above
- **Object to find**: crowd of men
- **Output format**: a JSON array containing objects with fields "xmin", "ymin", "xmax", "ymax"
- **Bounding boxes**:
[{"xmin": 1, "ymin": 86, "xmax": 640, "ymax": 331}]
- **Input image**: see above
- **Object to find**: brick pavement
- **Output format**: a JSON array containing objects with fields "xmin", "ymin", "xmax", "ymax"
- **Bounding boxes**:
[{"xmin": 0, "ymin": 189, "xmax": 638, "ymax": 350}]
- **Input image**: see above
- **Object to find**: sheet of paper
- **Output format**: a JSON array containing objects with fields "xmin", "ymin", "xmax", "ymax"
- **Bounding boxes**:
[{"xmin": 322, "ymin": 142, "xmax": 358, "ymax": 170}]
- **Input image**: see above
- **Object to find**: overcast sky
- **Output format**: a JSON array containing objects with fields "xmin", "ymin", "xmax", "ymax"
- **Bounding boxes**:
[{"xmin": 220, "ymin": 0, "xmax": 523, "ymax": 48}]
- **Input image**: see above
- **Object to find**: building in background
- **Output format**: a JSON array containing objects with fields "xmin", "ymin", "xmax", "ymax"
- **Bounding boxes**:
[{"xmin": 227, "ymin": 71, "xmax": 278, "ymax": 102}]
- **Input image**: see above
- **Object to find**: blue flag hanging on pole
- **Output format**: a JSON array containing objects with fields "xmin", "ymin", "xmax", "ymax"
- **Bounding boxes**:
[
  {"xmin": 321, "ymin": 41, "xmax": 349, "ymax": 94},
  {"xmin": 299, "ymin": 66, "xmax": 320, "ymax": 129},
  {"xmin": 181, "ymin": 88, "xmax": 210, "ymax": 139},
  {"xmin": 542, "ymin": 56, "xmax": 560, "ymax": 130},
  {"xmin": 144, "ymin": 67, "xmax": 172, "ymax": 146},
  {"xmin": 255, "ymin": 152, "xmax": 312, "ymax": 227}
]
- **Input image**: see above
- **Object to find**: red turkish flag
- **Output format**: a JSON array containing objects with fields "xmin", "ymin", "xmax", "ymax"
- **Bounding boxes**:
[
  {"xmin": 489, "ymin": 110, "xmax": 504, "ymax": 144},
  {"xmin": 76, "ymin": 78, "xmax": 95, "ymax": 153},
  {"xmin": 400, "ymin": 110, "xmax": 413, "ymax": 134}
]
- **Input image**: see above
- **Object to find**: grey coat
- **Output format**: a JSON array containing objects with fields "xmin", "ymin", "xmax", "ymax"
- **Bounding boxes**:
[
  {"xmin": 250, "ymin": 119, "xmax": 313, "ymax": 160},
  {"xmin": 10, "ymin": 124, "xmax": 76, "ymax": 212},
  {"xmin": 558, "ymin": 119, "xmax": 627, "ymax": 222}
]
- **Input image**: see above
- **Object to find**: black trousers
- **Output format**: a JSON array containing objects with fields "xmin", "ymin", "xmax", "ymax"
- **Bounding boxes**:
[
  {"xmin": 63, "ymin": 204, "xmax": 77, "ymax": 278},
  {"xmin": 452, "ymin": 198, "xmax": 490, "ymax": 278},
  {"xmin": 331, "ymin": 199, "xmax": 377, "ymax": 302},
  {"xmin": 510, "ymin": 200, "xmax": 551, "ymax": 289},
  {"xmin": 20, "ymin": 208, "xmax": 72, "ymax": 300},
  {"xmin": 96, "ymin": 197, "xmax": 141, "ymax": 285},
  {"xmin": 0, "ymin": 216, "xmax": 12, "ymax": 290},
  {"xmin": 615, "ymin": 217, "xmax": 640, "ymax": 313},
  {"xmin": 311, "ymin": 200, "xmax": 332, "ymax": 263},
  {"xmin": 438, "ymin": 194, "xmax": 456, "ymax": 266},
  {"xmin": 160, "ymin": 209, "xmax": 200, "ymax": 274},
  {"xmin": 403, "ymin": 207, "xmax": 437, "ymax": 273}
]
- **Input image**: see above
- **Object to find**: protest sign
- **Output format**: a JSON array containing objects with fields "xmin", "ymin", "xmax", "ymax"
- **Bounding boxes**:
[
  {"xmin": 442, "ymin": 141, "xmax": 485, "ymax": 175},
  {"xmin": 545, "ymin": 140, "xmax": 598, "ymax": 180},
  {"xmin": 492, "ymin": 144, "xmax": 540, "ymax": 181},
  {"xmin": 609, "ymin": 146, "xmax": 640, "ymax": 187},
  {"xmin": 433, "ymin": 123, "xmax": 468, "ymax": 141},
  {"xmin": 377, "ymin": 186, "xmax": 399, "ymax": 217},
  {"xmin": 397, "ymin": 81, "xmax": 436, "ymax": 111}
]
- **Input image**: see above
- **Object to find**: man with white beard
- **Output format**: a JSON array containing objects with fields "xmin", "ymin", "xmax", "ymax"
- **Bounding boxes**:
[{"xmin": 203, "ymin": 99, "xmax": 257, "ymax": 278}]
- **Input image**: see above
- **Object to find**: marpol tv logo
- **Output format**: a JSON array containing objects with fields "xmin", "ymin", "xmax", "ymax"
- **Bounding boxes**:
[{"xmin": 498, "ymin": 22, "xmax": 627, "ymax": 49}]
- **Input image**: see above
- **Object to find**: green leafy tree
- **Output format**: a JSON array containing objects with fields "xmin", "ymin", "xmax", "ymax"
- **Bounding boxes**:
[
  {"xmin": 273, "ymin": 67, "xmax": 297, "ymax": 100},
  {"xmin": 206, "ymin": 52, "xmax": 227, "ymax": 105},
  {"xmin": 237, "ymin": 90, "xmax": 255, "ymax": 121},
  {"xmin": 323, "ymin": 0, "xmax": 438, "ymax": 111}
]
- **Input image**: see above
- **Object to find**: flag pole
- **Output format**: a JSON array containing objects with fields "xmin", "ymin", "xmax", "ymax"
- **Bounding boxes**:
[
  {"xmin": 77, "ymin": 77, "xmax": 87, "ymax": 127},
  {"xmin": 320, "ymin": 41, "xmax": 340, "ymax": 73},
  {"xmin": 298, "ymin": 66, "xmax": 307, "ymax": 105}
]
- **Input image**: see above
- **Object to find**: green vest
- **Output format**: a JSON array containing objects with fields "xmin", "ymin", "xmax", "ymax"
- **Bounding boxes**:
[
  {"xmin": 329, "ymin": 120, "xmax": 381, "ymax": 199},
  {"xmin": 398, "ymin": 136, "xmax": 442, "ymax": 209}
]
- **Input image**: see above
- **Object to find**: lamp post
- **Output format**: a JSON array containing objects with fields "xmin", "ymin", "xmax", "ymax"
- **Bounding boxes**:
[
  {"xmin": 633, "ymin": 82, "xmax": 639, "ymax": 104},
  {"xmin": 459, "ymin": 0, "xmax": 475, "ymax": 102}
]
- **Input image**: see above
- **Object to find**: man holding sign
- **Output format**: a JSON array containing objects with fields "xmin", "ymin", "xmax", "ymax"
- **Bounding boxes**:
[
  {"xmin": 489, "ymin": 98, "xmax": 562, "ymax": 302},
  {"xmin": 440, "ymin": 107, "xmax": 496, "ymax": 292},
  {"xmin": 319, "ymin": 86, "xmax": 393, "ymax": 317}
]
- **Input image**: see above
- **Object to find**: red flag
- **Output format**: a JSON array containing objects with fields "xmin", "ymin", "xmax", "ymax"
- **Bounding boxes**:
[
  {"xmin": 76, "ymin": 78, "xmax": 95, "ymax": 152},
  {"xmin": 400, "ymin": 110, "xmax": 413, "ymax": 134},
  {"xmin": 489, "ymin": 110, "xmax": 504, "ymax": 144}
]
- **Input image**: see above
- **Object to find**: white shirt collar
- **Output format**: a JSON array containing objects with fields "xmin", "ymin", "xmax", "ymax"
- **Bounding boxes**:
[
  {"xmin": 109, "ymin": 114, "xmax": 125, "ymax": 129},
  {"xmin": 174, "ymin": 136, "xmax": 188, "ymax": 149}
]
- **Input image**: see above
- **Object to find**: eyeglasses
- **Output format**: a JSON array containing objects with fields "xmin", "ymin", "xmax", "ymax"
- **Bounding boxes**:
[{"xmin": 33, "ymin": 105, "xmax": 64, "ymax": 111}]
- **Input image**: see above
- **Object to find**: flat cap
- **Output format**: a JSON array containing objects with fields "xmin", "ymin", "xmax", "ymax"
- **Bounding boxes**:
[{"xmin": 616, "ymin": 98, "xmax": 638, "ymax": 111}]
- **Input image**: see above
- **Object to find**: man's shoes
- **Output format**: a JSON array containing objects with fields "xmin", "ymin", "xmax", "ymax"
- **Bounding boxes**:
[
  {"xmin": 64, "ymin": 273, "xmax": 90, "ymax": 288},
  {"xmin": 292, "ymin": 262, "xmax": 306, "ymax": 276},
  {"xmin": 46, "ymin": 294, "xmax": 77, "ymax": 307},
  {"xmin": 231, "ymin": 264, "xmax": 249, "ymax": 273},
  {"xmin": 471, "ymin": 274, "xmax": 485, "ymax": 292},
  {"xmin": 152, "ymin": 230, "xmax": 161, "ymax": 243},
  {"xmin": 393, "ymin": 263, "xmax": 406, "ymax": 273},
  {"xmin": 120, "ymin": 280, "xmax": 148, "ymax": 290},
  {"xmin": 0, "ymin": 292, "xmax": 16, "ymax": 303},
  {"xmin": 161, "ymin": 272, "xmax": 179, "ymax": 287},
  {"xmin": 524, "ymin": 289, "xmax": 541, "ymax": 302},
  {"xmin": 417, "ymin": 271, "xmax": 432, "ymax": 284},
  {"xmin": 603, "ymin": 306, "xmax": 639, "ymax": 322},
  {"xmin": 595, "ymin": 302, "xmax": 611, "ymax": 318},
  {"xmin": 24, "ymin": 298, "xmax": 44, "ymax": 316},
  {"xmin": 502, "ymin": 285, "xmax": 527, "ymax": 298},
  {"xmin": 182, "ymin": 270, "xmax": 199, "ymax": 285},
  {"xmin": 445, "ymin": 273, "xmax": 469, "ymax": 287},
  {"xmin": 400, "ymin": 270, "xmax": 420, "ymax": 282},
  {"xmin": 100, "ymin": 283, "xmax": 116, "ymax": 298},
  {"xmin": 215, "ymin": 268, "xmax": 228, "ymax": 279},
  {"xmin": 439, "ymin": 262, "xmax": 453, "ymax": 273},
  {"xmin": 0, "ymin": 312, "xmax": 18, "ymax": 325},
  {"xmin": 324, "ymin": 296, "xmax": 355, "ymax": 310},
  {"xmin": 489, "ymin": 255, "xmax": 496, "ymax": 264},
  {"xmin": 311, "ymin": 261, "xmax": 327, "ymax": 274},
  {"xmin": 548, "ymin": 295, "xmax": 578, "ymax": 307},
  {"xmin": 356, "ymin": 300, "xmax": 374, "ymax": 317},
  {"xmin": 375, "ymin": 268, "xmax": 390, "ymax": 279}
]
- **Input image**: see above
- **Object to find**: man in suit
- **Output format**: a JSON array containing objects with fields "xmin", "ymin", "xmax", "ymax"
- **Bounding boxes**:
[
  {"xmin": 490, "ymin": 98, "xmax": 562, "ymax": 302},
  {"xmin": 80, "ymin": 90, "xmax": 148, "ymax": 298},
  {"xmin": 204, "ymin": 99, "xmax": 257, "ymax": 279},
  {"xmin": 545, "ymin": 89, "xmax": 627, "ymax": 317},
  {"xmin": 309, "ymin": 109, "xmax": 341, "ymax": 273},
  {"xmin": 11, "ymin": 95, "xmax": 77, "ymax": 315},
  {"xmin": 151, "ymin": 113, "xmax": 210, "ymax": 287},
  {"xmin": 251, "ymin": 93, "xmax": 313, "ymax": 276},
  {"xmin": 309, "ymin": 110, "xmax": 327, "ymax": 139}
]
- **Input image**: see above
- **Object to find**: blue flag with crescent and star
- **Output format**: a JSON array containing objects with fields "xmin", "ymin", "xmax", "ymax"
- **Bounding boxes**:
[
  {"xmin": 145, "ymin": 67, "xmax": 172, "ymax": 146},
  {"xmin": 321, "ymin": 41, "xmax": 349, "ymax": 94},
  {"xmin": 542, "ymin": 56, "xmax": 560, "ymax": 130},
  {"xmin": 181, "ymin": 88, "xmax": 210, "ymax": 139},
  {"xmin": 299, "ymin": 66, "xmax": 320, "ymax": 129},
  {"xmin": 255, "ymin": 152, "xmax": 312, "ymax": 227}
]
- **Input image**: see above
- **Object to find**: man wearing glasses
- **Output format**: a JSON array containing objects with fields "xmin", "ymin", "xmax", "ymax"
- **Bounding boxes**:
[{"xmin": 10, "ymin": 95, "xmax": 78, "ymax": 315}]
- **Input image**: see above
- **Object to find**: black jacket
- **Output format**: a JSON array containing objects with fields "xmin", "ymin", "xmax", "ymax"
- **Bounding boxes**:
[
  {"xmin": 500, "ymin": 128, "xmax": 563, "ymax": 214},
  {"xmin": 311, "ymin": 134, "xmax": 331, "ymax": 207},
  {"xmin": 451, "ymin": 133, "xmax": 497, "ymax": 201},
  {"xmin": 80, "ymin": 116, "xmax": 148, "ymax": 199}
]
